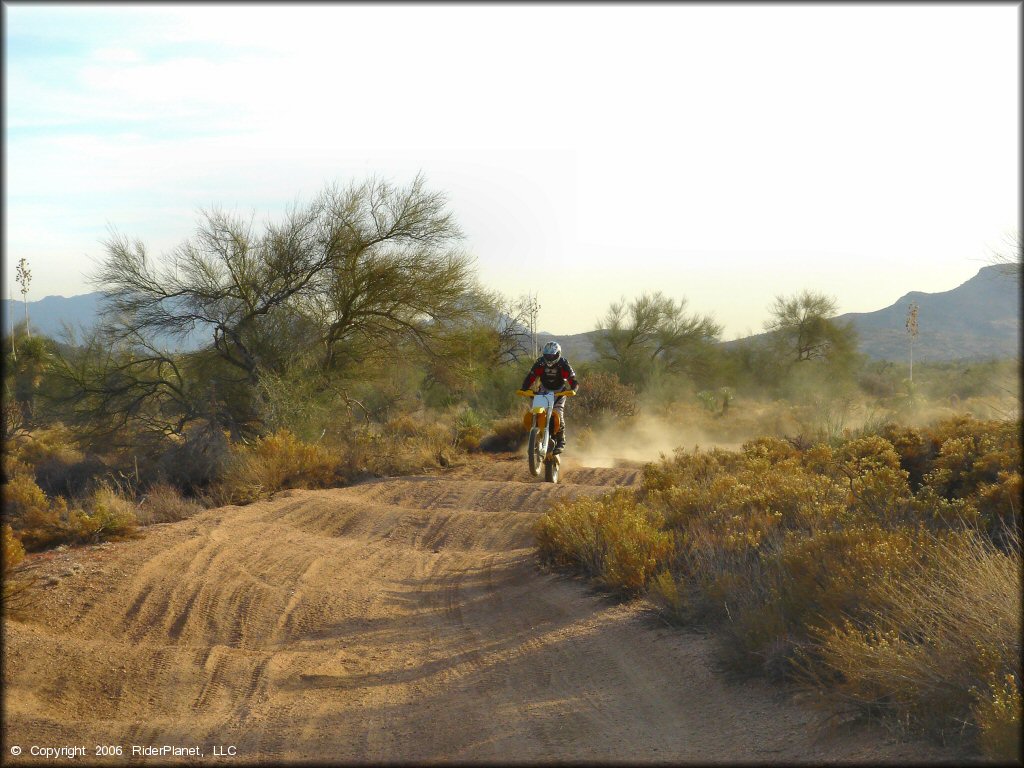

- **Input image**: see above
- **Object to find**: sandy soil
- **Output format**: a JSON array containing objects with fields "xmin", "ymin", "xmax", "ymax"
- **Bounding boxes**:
[{"xmin": 3, "ymin": 454, "xmax": 965, "ymax": 764}]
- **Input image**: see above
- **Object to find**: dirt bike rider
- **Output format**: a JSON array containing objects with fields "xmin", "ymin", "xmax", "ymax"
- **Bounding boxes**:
[{"xmin": 520, "ymin": 341, "xmax": 579, "ymax": 455}]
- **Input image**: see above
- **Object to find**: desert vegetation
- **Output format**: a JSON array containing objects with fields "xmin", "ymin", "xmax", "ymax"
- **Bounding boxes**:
[
  {"xmin": 3, "ymin": 177, "xmax": 540, "ymax": 587},
  {"xmin": 535, "ymin": 415, "xmax": 1021, "ymax": 760},
  {"xmin": 3, "ymin": 176, "xmax": 1020, "ymax": 760}
]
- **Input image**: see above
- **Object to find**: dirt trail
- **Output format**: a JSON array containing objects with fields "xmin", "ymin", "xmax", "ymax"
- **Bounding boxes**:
[{"xmin": 4, "ymin": 455, "xmax": 958, "ymax": 764}]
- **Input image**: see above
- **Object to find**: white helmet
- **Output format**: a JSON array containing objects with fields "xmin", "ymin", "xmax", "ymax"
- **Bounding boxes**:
[{"xmin": 542, "ymin": 340, "xmax": 561, "ymax": 365}]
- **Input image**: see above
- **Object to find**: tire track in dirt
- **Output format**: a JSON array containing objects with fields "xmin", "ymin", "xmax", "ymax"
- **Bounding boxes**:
[{"xmin": 3, "ymin": 455, "xmax": 959, "ymax": 764}]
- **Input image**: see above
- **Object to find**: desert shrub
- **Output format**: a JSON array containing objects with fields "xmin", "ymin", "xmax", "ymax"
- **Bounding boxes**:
[
  {"xmin": 535, "ymin": 489, "xmax": 669, "ymax": 593},
  {"xmin": 973, "ymin": 673, "xmax": 1022, "ymax": 763},
  {"xmin": 828, "ymin": 437, "xmax": 913, "ymax": 522},
  {"xmin": 572, "ymin": 370, "xmax": 636, "ymax": 425},
  {"xmin": 774, "ymin": 525, "xmax": 930, "ymax": 634},
  {"xmin": 1, "ymin": 450, "xmax": 33, "ymax": 483},
  {"xmin": 816, "ymin": 529, "xmax": 1020, "ymax": 749},
  {"xmin": 34, "ymin": 453, "xmax": 111, "ymax": 500},
  {"xmin": 136, "ymin": 482, "xmax": 205, "ymax": 525},
  {"xmin": 71, "ymin": 484, "xmax": 138, "ymax": 542},
  {"xmin": 879, "ymin": 423, "xmax": 934, "ymax": 490},
  {"xmin": 648, "ymin": 568, "xmax": 688, "ymax": 620},
  {"xmin": 834, "ymin": 434, "xmax": 903, "ymax": 474},
  {"xmin": 6, "ymin": 423, "xmax": 82, "ymax": 468},
  {"xmin": 372, "ymin": 415, "xmax": 458, "ymax": 475},
  {"xmin": 534, "ymin": 413, "xmax": 1022, "ymax": 756},
  {"xmin": 911, "ymin": 484, "xmax": 982, "ymax": 529},
  {"xmin": 2, "ymin": 522, "xmax": 37, "ymax": 618},
  {"xmin": 154, "ymin": 423, "xmax": 231, "ymax": 493},
  {"xmin": 642, "ymin": 446, "xmax": 845, "ymax": 534},
  {"xmin": 975, "ymin": 471, "xmax": 1021, "ymax": 546},
  {"xmin": 2, "ymin": 523, "xmax": 25, "ymax": 575},
  {"xmin": 382, "ymin": 413, "xmax": 425, "ymax": 440},
  {"xmin": 3, "ymin": 473, "xmax": 71, "ymax": 550},
  {"xmin": 921, "ymin": 419, "xmax": 1020, "ymax": 502},
  {"xmin": 3, "ymin": 472, "xmax": 50, "ymax": 520},
  {"xmin": 3, "ymin": 472, "xmax": 140, "ymax": 549},
  {"xmin": 742, "ymin": 435, "xmax": 800, "ymax": 464},
  {"xmin": 218, "ymin": 429, "xmax": 344, "ymax": 504},
  {"xmin": 480, "ymin": 414, "xmax": 528, "ymax": 453}
]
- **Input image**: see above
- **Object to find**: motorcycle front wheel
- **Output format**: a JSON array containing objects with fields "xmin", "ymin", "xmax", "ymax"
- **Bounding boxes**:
[
  {"xmin": 528, "ymin": 428, "xmax": 543, "ymax": 477},
  {"xmin": 544, "ymin": 455, "xmax": 559, "ymax": 484}
]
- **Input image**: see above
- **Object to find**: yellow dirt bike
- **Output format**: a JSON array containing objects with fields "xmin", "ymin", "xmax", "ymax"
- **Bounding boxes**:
[{"xmin": 516, "ymin": 388, "xmax": 576, "ymax": 483}]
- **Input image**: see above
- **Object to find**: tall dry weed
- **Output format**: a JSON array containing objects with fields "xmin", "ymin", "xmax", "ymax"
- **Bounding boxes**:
[
  {"xmin": 135, "ymin": 482, "xmax": 205, "ymax": 525},
  {"xmin": 72, "ymin": 483, "xmax": 139, "ymax": 542},
  {"xmin": 815, "ymin": 529, "xmax": 1021, "ymax": 754}
]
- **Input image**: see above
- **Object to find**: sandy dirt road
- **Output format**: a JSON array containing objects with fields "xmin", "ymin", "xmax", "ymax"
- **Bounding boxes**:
[{"xmin": 3, "ymin": 455, "xmax": 960, "ymax": 764}]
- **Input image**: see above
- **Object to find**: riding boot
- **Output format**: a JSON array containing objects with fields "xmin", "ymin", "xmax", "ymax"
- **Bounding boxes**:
[{"xmin": 553, "ymin": 428, "xmax": 566, "ymax": 454}]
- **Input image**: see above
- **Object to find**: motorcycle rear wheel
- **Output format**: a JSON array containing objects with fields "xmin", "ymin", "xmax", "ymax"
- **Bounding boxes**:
[{"xmin": 528, "ymin": 428, "xmax": 543, "ymax": 477}]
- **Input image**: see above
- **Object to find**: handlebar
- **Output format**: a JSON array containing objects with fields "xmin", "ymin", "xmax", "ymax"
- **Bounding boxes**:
[{"xmin": 516, "ymin": 389, "xmax": 576, "ymax": 397}]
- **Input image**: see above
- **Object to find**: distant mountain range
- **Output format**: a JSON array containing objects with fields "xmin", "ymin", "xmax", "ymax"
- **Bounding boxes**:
[
  {"xmin": 546, "ymin": 265, "xmax": 1019, "ymax": 362},
  {"xmin": 3, "ymin": 292, "xmax": 105, "ymax": 344},
  {"xmin": 0, "ymin": 292, "xmax": 207, "ymax": 350},
  {"xmin": 831, "ymin": 264, "xmax": 1019, "ymax": 361},
  {"xmin": 3, "ymin": 266, "xmax": 1018, "ymax": 361}
]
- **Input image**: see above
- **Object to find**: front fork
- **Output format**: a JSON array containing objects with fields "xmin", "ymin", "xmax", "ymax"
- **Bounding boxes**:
[{"xmin": 533, "ymin": 409, "xmax": 550, "ymax": 455}]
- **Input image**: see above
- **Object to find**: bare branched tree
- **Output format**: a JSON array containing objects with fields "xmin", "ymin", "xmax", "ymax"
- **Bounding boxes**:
[
  {"xmin": 63, "ymin": 175, "xmax": 477, "ymax": 439},
  {"xmin": 988, "ymin": 229, "xmax": 1022, "ymax": 283}
]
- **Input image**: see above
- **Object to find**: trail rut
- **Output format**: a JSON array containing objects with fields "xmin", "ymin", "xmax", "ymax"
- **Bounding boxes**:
[{"xmin": 3, "ymin": 456, "xmax": 958, "ymax": 764}]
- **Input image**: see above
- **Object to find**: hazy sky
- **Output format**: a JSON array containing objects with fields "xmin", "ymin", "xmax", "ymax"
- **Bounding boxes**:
[{"xmin": 4, "ymin": 4, "xmax": 1019, "ymax": 338}]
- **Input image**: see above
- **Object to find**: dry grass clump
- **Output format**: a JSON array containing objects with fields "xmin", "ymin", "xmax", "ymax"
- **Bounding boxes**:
[
  {"xmin": 212, "ymin": 418, "xmax": 460, "ymax": 506},
  {"xmin": 534, "ymin": 414, "xmax": 1022, "ymax": 755},
  {"xmin": 216, "ymin": 429, "xmax": 345, "ymax": 505},
  {"xmin": 535, "ymin": 489, "xmax": 670, "ymax": 593},
  {"xmin": 135, "ymin": 482, "xmax": 205, "ymax": 524},
  {"xmin": 3, "ymin": 470, "xmax": 138, "ymax": 551},
  {"xmin": 373, "ymin": 414, "xmax": 458, "ymax": 474},
  {"xmin": 815, "ymin": 530, "xmax": 1020, "ymax": 758},
  {"xmin": 3, "ymin": 472, "xmax": 73, "ymax": 550},
  {"xmin": 72, "ymin": 483, "xmax": 139, "ymax": 542}
]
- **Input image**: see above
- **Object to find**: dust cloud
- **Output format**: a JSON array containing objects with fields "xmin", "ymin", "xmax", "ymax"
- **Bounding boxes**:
[{"xmin": 571, "ymin": 415, "xmax": 745, "ymax": 468}]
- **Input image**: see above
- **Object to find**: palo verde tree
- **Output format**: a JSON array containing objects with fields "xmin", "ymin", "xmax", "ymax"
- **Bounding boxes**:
[
  {"xmin": 418, "ymin": 289, "xmax": 535, "ymax": 408},
  {"xmin": 53, "ymin": 175, "xmax": 479, "ymax": 443},
  {"xmin": 593, "ymin": 291, "xmax": 722, "ymax": 390},
  {"xmin": 761, "ymin": 290, "xmax": 860, "ymax": 402},
  {"xmin": 764, "ymin": 290, "xmax": 858, "ymax": 367}
]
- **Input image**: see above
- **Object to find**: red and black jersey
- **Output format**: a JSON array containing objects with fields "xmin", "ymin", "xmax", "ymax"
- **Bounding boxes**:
[{"xmin": 521, "ymin": 356, "xmax": 578, "ymax": 393}]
